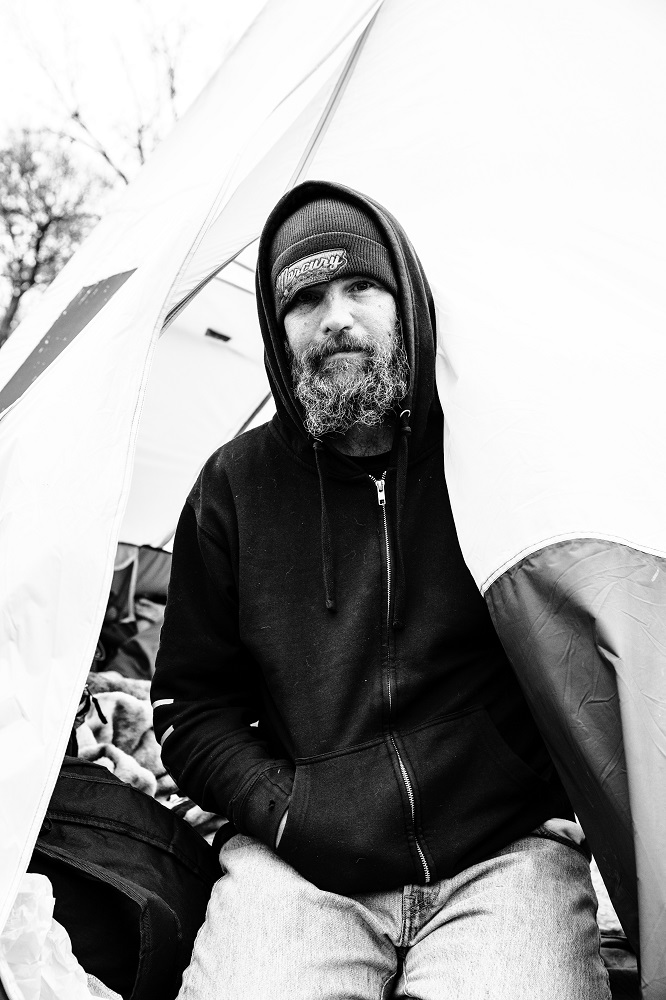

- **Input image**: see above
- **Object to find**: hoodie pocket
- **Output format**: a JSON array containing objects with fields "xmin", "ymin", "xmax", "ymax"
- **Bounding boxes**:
[
  {"xmin": 396, "ymin": 707, "xmax": 554, "ymax": 877},
  {"xmin": 277, "ymin": 738, "xmax": 415, "ymax": 895}
]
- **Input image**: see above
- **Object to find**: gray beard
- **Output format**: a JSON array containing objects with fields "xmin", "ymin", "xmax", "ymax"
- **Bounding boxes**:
[{"xmin": 289, "ymin": 320, "xmax": 410, "ymax": 439}]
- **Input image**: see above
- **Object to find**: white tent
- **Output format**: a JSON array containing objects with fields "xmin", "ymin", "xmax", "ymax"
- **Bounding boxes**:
[
  {"xmin": 120, "ymin": 247, "xmax": 273, "ymax": 549},
  {"xmin": 2, "ymin": 1, "xmax": 666, "ymax": 995}
]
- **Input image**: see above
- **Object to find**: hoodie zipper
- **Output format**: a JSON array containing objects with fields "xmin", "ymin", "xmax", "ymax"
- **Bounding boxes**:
[
  {"xmin": 370, "ymin": 474, "xmax": 431, "ymax": 884},
  {"xmin": 373, "ymin": 475, "xmax": 391, "ymax": 627}
]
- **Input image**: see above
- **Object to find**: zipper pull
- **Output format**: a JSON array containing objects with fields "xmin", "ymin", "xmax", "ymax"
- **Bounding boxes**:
[{"xmin": 373, "ymin": 476, "xmax": 386, "ymax": 506}]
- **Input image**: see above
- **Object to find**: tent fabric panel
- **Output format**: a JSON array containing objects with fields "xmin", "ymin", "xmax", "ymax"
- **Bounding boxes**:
[
  {"xmin": 486, "ymin": 539, "xmax": 666, "ymax": 996},
  {"xmin": 0, "ymin": 272, "xmax": 134, "ymax": 418},
  {"xmin": 119, "ymin": 312, "xmax": 269, "ymax": 548},
  {"xmin": 169, "ymin": 45, "xmax": 362, "ymax": 307},
  {"xmin": 301, "ymin": 0, "xmax": 666, "ymax": 587},
  {"xmin": 0, "ymin": 266, "xmax": 173, "ymax": 934}
]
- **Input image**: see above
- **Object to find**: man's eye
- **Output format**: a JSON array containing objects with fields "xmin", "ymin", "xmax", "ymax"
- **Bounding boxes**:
[
  {"xmin": 292, "ymin": 289, "xmax": 317, "ymax": 306},
  {"xmin": 351, "ymin": 279, "xmax": 374, "ymax": 292}
]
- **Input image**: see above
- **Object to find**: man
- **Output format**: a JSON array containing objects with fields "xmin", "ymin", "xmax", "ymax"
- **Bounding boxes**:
[{"xmin": 151, "ymin": 181, "xmax": 609, "ymax": 999}]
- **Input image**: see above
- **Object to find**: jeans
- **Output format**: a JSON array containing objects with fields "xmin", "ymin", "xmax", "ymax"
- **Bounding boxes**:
[{"xmin": 178, "ymin": 833, "xmax": 610, "ymax": 1000}]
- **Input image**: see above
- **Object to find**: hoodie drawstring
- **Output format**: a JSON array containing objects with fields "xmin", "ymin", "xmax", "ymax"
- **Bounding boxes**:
[
  {"xmin": 313, "ymin": 440, "xmax": 337, "ymax": 613},
  {"xmin": 391, "ymin": 410, "xmax": 411, "ymax": 630},
  {"xmin": 313, "ymin": 413, "xmax": 411, "ymax": 626}
]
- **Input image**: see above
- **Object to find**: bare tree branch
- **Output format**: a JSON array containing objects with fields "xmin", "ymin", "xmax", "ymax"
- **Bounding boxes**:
[
  {"xmin": 0, "ymin": 129, "xmax": 109, "ymax": 345},
  {"xmin": 69, "ymin": 111, "xmax": 131, "ymax": 185}
]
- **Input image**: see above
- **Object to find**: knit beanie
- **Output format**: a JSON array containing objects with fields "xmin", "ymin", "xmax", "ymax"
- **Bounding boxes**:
[{"xmin": 269, "ymin": 197, "xmax": 397, "ymax": 323}]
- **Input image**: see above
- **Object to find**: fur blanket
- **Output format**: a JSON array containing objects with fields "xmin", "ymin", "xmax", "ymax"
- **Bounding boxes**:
[{"xmin": 79, "ymin": 671, "xmax": 226, "ymax": 842}]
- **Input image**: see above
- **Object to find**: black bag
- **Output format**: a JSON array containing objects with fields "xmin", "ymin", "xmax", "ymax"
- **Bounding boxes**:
[{"xmin": 28, "ymin": 756, "xmax": 221, "ymax": 1000}]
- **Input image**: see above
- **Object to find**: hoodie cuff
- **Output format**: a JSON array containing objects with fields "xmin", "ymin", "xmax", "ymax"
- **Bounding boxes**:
[{"xmin": 233, "ymin": 763, "xmax": 294, "ymax": 848}]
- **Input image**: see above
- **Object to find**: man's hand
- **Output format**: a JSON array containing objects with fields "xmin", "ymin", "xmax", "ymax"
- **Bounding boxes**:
[{"xmin": 275, "ymin": 807, "xmax": 289, "ymax": 848}]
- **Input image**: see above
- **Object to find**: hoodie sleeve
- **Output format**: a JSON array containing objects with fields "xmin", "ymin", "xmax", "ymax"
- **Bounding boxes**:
[{"xmin": 151, "ymin": 477, "xmax": 294, "ymax": 849}]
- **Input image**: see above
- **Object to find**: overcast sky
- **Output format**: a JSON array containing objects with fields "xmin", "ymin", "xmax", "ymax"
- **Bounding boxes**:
[{"xmin": 0, "ymin": 0, "xmax": 267, "ymax": 141}]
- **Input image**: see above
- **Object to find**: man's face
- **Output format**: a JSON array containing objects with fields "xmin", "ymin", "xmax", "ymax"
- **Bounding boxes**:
[
  {"xmin": 283, "ymin": 275, "xmax": 409, "ymax": 438},
  {"xmin": 283, "ymin": 276, "xmax": 397, "ymax": 366}
]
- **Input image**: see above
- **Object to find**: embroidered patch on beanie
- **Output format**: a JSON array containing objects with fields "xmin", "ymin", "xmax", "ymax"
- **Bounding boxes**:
[{"xmin": 276, "ymin": 249, "xmax": 348, "ymax": 307}]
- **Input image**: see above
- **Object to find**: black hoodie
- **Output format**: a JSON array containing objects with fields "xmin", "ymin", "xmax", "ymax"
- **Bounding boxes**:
[{"xmin": 151, "ymin": 181, "xmax": 571, "ymax": 895}]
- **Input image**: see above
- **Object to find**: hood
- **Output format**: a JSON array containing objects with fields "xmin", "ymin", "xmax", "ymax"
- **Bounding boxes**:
[
  {"xmin": 255, "ymin": 180, "xmax": 440, "ymax": 627},
  {"xmin": 255, "ymin": 180, "xmax": 440, "ymax": 458}
]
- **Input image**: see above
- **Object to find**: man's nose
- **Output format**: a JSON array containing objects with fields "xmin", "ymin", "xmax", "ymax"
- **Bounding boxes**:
[{"xmin": 320, "ymin": 288, "xmax": 353, "ymax": 333}]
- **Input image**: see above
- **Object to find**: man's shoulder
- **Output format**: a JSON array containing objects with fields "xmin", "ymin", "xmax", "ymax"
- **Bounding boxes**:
[
  {"xmin": 201, "ymin": 420, "xmax": 278, "ymax": 479},
  {"xmin": 192, "ymin": 415, "xmax": 312, "ymax": 514},
  {"xmin": 187, "ymin": 422, "xmax": 280, "ymax": 528}
]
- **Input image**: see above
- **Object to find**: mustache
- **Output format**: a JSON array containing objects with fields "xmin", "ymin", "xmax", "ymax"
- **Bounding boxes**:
[{"xmin": 304, "ymin": 332, "xmax": 377, "ymax": 366}]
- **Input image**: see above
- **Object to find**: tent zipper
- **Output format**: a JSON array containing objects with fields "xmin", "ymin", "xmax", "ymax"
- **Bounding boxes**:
[{"xmin": 370, "ymin": 473, "xmax": 430, "ymax": 884}]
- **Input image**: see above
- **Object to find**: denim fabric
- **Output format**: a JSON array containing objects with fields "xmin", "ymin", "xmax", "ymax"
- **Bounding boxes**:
[{"xmin": 178, "ymin": 834, "xmax": 610, "ymax": 1000}]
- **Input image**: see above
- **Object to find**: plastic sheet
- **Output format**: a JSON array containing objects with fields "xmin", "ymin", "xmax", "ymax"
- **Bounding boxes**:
[{"xmin": 0, "ymin": 874, "xmax": 120, "ymax": 1000}]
